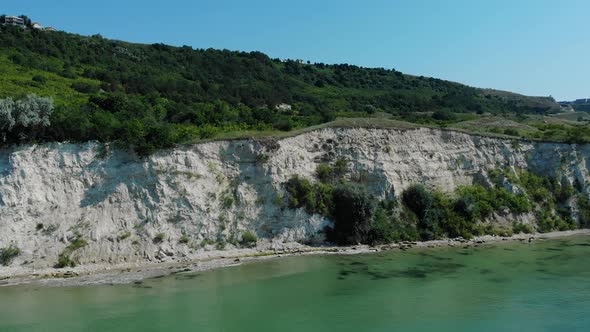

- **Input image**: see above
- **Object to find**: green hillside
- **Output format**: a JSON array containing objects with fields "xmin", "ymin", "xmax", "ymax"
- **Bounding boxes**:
[
  {"xmin": 561, "ymin": 99, "xmax": 590, "ymax": 112},
  {"xmin": 0, "ymin": 23, "xmax": 583, "ymax": 154}
]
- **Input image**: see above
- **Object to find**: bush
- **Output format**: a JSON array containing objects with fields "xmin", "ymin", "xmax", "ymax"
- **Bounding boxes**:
[
  {"xmin": 240, "ymin": 231, "xmax": 257, "ymax": 248},
  {"xmin": 179, "ymin": 234, "xmax": 190, "ymax": 244},
  {"xmin": 504, "ymin": 128, "xmax": 519, "ymax": 136},
  {"xmin": 455, "ymin": 185, "xmax": 495, "ymax": 221},
  {"xmin": 367, "ymin": 207, "xmax": 397, "ymax": 244},
  {"xmin": 284, "ymin": 176, "xmax": 317, "ymax": 212},
  {"xmin": 315, "ymin": 160, "xmax": 348, "ymax": 184},
  {"xmin": 402, "ymin": 184, "xmax": 438, "ymax": 239},
  {"xmin": 67, "ymin": 236, "xmax": 88, "ymax": 251},
  {"xmin": 53, "ymin": 234, "xmax": 87, "ymax": 268},
  {"xmin": 273, "ymin": 118, "xmax": 294, "ymax": 131},
  {"xmin": 328, "ymin": 183, "xmax": 375, "ymax": 245},
  {"xmin": 513, "ymin": 222, "xmax": 535, "ymax": 234},
  {"xmin": 554, "ymin": 179, "xmax": 574, "ymax": 204},
  {"xmin": 0, "ymin": 245, "xmax": 21, "ymax": 266},
  {"xmin": 494, "ymin": 188, "xmax": 532, "ymax": 214},
  {"xmin": 55, "ymin": 253, "xmax": 76, "ymax": 268},
  {"xmin": 402, "ymin": 184, "xmax": 433, "ymax": 221},
  {"xmin": 222, "ymin": 195, "xmax": 234, "ymax": 209},
  {"xmin": 478, "ymin": 224, "xmax": 513, "ymax": 237},
  {"xmin": 71, "ymin": 82, "xmax": 99, "ymax": 93},
  {"xmin": 316, "ymin": 163, "xmax": 334, "ymax": 183},
  {"xmin": 255, "ymin": 153, "xmax": 270, "ymax": 164},
  {"xmin": 333, "ymin": 159, "xmax": 348, "ymax": 179},
  {"xmin": 32, "ymin": 75, "xmax": 47, "ymax": 83},
  {"xmin": 153, "ymin": 232, "xmax": 166, "ymax": 243},
  {"xmin": 431, "ymin": 192, "xmax": 475, "ymax": 239},
  {"xmin": 432, "ymin": 110, "xmax": 456, "ymax": 121},
  {"xmin": 368, "ymin": 202, "xmax": 418, "ymax": 245}
]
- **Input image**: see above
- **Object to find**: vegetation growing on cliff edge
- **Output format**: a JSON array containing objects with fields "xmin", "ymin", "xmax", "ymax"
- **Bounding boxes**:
[
  {"xmin": 1, "ymin": 24, "xmax": 582, "ymax": 155},
  {"xmin": 284, "ymin": 165, "xmax": 588, "ymax": 245},
  {"xmin": 0, "ymin": 94, "xmax": 54, "ymax": 143}
]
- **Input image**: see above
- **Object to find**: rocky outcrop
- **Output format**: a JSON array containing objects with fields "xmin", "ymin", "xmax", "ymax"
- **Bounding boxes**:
[{"xmin": 1, "ymin": 127, "xmax": 589, "ymax": 268}]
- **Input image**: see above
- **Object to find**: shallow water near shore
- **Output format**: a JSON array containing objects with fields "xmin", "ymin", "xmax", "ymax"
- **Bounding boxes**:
[{"xmin": 1, "ymin": 236, "xmax": 589, "ymax": 332}]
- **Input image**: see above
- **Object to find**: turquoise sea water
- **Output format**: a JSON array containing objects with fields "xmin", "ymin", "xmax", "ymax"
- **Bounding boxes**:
[{"xmin": 0, "ymin": 236, "xmax": 589, "ymax": 332}]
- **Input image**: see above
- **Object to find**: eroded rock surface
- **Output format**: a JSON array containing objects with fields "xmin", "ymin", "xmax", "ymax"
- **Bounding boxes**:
[{"xmin": 1, "ymin": 128, "xmax": 588, "ymax": 268}]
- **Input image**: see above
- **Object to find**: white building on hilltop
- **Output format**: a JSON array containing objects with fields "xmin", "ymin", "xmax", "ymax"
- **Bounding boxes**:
[{"xmin": 4, "ymin": 16, "xmax": 25, "ymax": 28}]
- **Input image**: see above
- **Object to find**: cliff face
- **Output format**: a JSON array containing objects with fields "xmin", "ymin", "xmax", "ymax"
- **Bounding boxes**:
[{"xmin": 1, "ymin": 128, "xmax": 589, "ymax": 268}]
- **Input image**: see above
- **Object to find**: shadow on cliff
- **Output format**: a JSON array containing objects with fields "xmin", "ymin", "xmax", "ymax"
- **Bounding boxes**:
[
  {"xmin": 79, "ymin": 149, "xmax": 161, "ymax": 216},
  {"xmin": 219, "ymin": 139, "xmax": 283, "ymax": 240}
]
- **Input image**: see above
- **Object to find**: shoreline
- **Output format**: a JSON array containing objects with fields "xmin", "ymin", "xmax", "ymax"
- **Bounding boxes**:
[{"xmin": 1, "ymin": 229, "xmax": 589, "ymax": 288}]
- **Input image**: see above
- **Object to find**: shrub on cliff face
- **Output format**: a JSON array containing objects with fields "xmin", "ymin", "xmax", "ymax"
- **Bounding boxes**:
[
  {"xmin": 578, "ymin": 194, "xmax": 590, "ymax": 228},
  {"xmin": 285, "ymin": 176, "xmax": 317, "ymax": 212},
  {"xmin": 400, "ymin": 183, "xmax": 532, "ymax": 240},
  {"xmin": 368, "ymin": 201, "xmax": 419, "ymax": 244},
  {"xmin": 54, "ymin": 234, "xmax": 87, "ymax": 268},
  {"xmin": 327, "ymin": 183, "xmax": 375, "ymax": 245},
  {"xmin": 55, "ymin": 253, "xmax": 76, "ymax": 268},
  {"xmin": 0, "ymin": 245, "xmax": 21, "ymax": 266},
  {"xmin": 402, "ymin": 185, "xmax": 433, "ymax": 220},
  {"xmin": 284, "ymin": 166, "xmax": 582, "ymax": 246},
  {"xmin": 455, "ymin": 185, "xmax": 495, "ymax": 221},
  {"xmin": 153, "ymin": 233, "xmax": 166, "ymax": 244},
  {"xmin": 316, "ymin": 163, "xmax": 334, "ymax": 183},
  {"xmin": 513, "ymin": 222, "xmax": 535, "ymax": 234},
  {"xmin": 402, "ymin": 184, "xmax": 438, "ymax": 240},
  {"xmin": 315, "ymin": 159, "xmax": 348, "ymax": 184},
  {"xmin": 503, "ymin": 128, "xmax": 519, "ymax": 136},
  {"xmin": 284, "ymin": 175, "xmax": 334, "ymax": 215},
  {"xmin": 493, "ymin": 188, "xmax": 532, "ymax": 214},
  {"xmin": 240, "ymin": 231, "xmax": 258, "ymax": 248}
]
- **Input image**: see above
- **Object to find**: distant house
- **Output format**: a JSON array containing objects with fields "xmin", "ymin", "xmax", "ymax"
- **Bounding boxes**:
[
  {"xmin": 275, "ymin": 103, "xmax": 293, "ymax": 112},
  {"xmin": 3, "ymin": 16, "xmax": 25, "ymax": 28},
  {"xmin": 32, "ymin": 22, "xmax": 43, "ymax": 29},
  {"xmin": 44, "ymin": 26, "xmax": 56, "ymax": 31}
]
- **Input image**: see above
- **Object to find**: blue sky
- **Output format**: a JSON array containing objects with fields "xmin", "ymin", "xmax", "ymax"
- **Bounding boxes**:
[{"xmin": 3, "ymin": 0, "xmax": 588, "ymax": 100}]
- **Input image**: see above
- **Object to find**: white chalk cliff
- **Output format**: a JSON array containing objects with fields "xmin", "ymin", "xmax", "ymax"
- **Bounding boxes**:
[{"xmin": 1, "ymin": 128, "xmax": 589, "ymax": 268}]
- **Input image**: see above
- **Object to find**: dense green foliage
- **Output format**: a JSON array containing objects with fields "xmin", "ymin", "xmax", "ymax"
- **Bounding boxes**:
[
  {"xmin": 328, "ymin": 183, "xmax": 376, "ymax": 245},
  {"xmin": 491, "ymin": 169, "xmax": 579, "ymax": 232},
  {"xmin": 0, "ymin": 24, "xmax": 565, "ymax": 154},
  {"xmin": 401, "ymin": 183, "xmax": 532, "ymax": 241},
  {"xmin": 284, "ymin": 164, "xmax": 588, "ymax": 245},
  {"xmin": 0, "ymin": 245, "xmax": 21, "ymax": 266},
  {"xmin": 368, "ymin": 201, "xmax": 419, "ymax": 244}
]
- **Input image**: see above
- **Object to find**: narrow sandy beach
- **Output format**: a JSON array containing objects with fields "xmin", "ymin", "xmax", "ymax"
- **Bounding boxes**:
[{"xmin": 1, "ymin": 229, "xmax": 589, "ymax": 288}]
